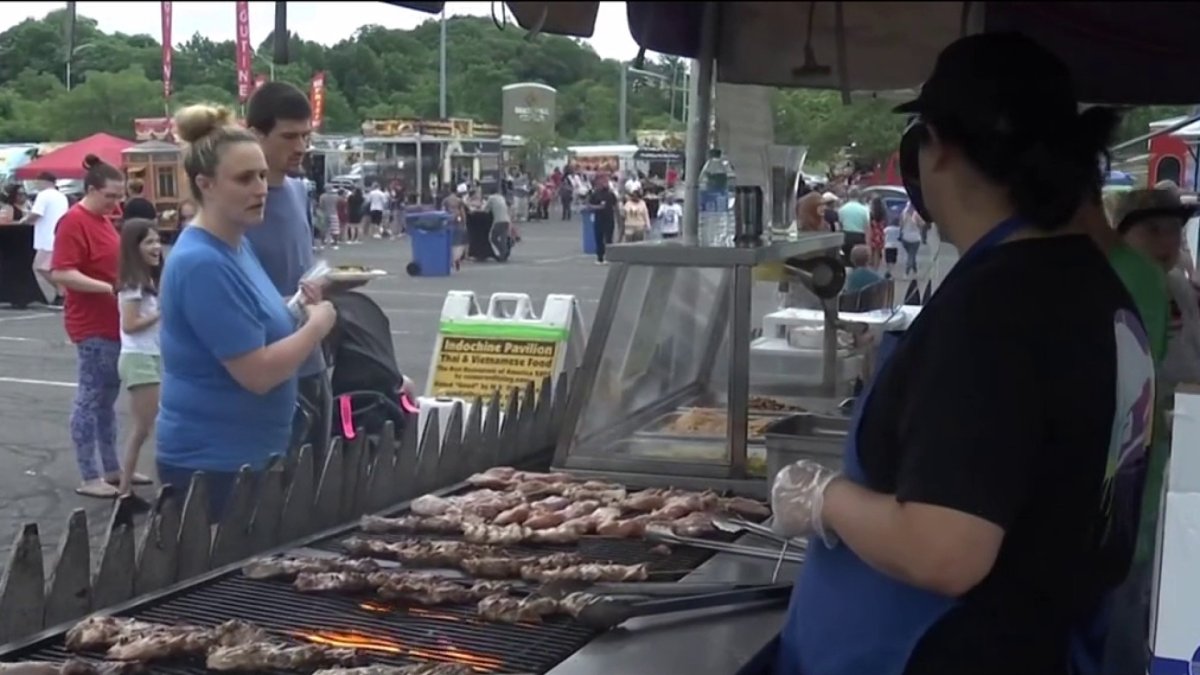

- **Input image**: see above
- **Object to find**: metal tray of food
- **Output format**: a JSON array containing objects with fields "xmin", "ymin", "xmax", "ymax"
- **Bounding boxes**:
[
  {"xmin": 636, "ymin": 408, "xmax": 787, "ymax": 443},
  {"xmin": 764, "ymin": 413, "xmax": 851, "ymax": 478}
]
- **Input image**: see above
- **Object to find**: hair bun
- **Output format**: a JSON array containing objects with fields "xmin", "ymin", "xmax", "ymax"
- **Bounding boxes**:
[
  {"xmin": 173, "ymin": 104, "xmax": 236, "ymax": 144},
  {"xmin": 82, "ymin": 153, "xmax": 101, "ymax": 170}
]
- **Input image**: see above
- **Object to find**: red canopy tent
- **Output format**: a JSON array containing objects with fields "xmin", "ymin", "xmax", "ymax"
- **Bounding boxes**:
[{"xmin": 13, "ymin": 133, "xmax": 134, "ymax": 181}]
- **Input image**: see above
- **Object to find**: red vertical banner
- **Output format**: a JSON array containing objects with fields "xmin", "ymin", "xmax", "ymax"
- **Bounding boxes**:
[
  {"xmin": 310, "ymin": 71, "xmax": 326, "ymax": 131},
  {"xmin": 160, "ymin": 1, "xmax": 173, "ymax": 100},
  {"xmin": 254, "ymin": 73, "xmax": 267, "ymax": 92},
  {"xmin": 235, "ymin": 1, "xmax": 252, "ymax": 102}
]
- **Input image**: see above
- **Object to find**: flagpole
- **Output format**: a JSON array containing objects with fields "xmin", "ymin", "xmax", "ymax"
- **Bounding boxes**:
[{"xmin": 439, "ymin": 8, "xmax": 447, "ymax": 119}]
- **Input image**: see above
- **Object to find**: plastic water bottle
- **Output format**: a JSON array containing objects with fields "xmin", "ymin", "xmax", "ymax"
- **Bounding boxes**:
[{"xmin": 699, "ymin": 148, "xmax": 736, "ymax": 246}]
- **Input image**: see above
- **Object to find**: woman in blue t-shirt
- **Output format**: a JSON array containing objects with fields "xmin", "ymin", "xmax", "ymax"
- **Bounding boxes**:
[{"xmin": 157, "ymin": 103, "xmax": 336, "ymax": 522}]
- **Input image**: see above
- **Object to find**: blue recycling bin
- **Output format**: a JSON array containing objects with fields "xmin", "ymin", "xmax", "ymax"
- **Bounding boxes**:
[
  {"xmin": 407, "ymin": 210, "xmax": 453, "ymax": 277},
  {"xmin": 581, "ymin": 209, "xmax": 597, "ymax": 255}
]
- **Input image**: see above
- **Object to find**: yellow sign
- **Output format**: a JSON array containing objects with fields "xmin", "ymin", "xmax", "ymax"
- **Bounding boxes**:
[{"xmin": 431, "ymin": 336, "xmax": 560, "ymax": 399}]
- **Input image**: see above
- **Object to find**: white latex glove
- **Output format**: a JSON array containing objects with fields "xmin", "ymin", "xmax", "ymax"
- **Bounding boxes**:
[{"xmin": 771, "ymin": 459, "xmax": 841, "ymax": 546}]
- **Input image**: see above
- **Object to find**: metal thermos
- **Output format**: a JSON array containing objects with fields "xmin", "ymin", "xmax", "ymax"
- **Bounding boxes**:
[{"xmin": 734, "ymin": 186, "xmax": 765, "ymax": 245}]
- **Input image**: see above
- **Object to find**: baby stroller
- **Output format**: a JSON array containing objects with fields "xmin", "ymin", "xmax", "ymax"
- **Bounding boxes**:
[{"xmin": 321, "ymin": 292, "xmax": 415, "ymax": 441}]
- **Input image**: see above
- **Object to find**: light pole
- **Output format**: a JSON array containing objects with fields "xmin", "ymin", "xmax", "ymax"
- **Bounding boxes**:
[
  {"xmin": 254, "ymin": 52, "xmax": 276, "ymax": 81},
  {"xmin": 65, "ymin": 42, "xmax": 97, "ymax": 91},
  {"xmin": 439, "ymin": 8, "xmax": 447, "ymax": 119},
  {"xmin": 620, "ymin": 65, "xmax": 688, "ymax": 142}
]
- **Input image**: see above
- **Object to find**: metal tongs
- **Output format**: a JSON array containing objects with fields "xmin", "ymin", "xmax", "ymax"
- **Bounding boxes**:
[
  {"xmin": 644, "ymin": 525, "xmax": 806, "ymax": 567},
  {"xmin": 570, "ymin": 584, "xmax": 794, "ymax": 630}
]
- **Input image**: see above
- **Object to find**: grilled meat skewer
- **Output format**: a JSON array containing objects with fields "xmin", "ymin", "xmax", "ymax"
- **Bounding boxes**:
[
  {"xmin": 206, "ymin": 643, "xmax": 362, "ymax": 672},
  {"xmin": 0, "ymin": 663, "xmax": 143, "ymax": 675},
  {"xmin": 476, "ymin": 591, "xmax": 602, "ymax": 624},
  {"xmin": 242, "ymin": 556, "xmax": 381, "ymax": 581}
]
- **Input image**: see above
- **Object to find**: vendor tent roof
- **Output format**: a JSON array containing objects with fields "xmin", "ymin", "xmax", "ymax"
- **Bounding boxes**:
[
  {"xmin": 384, "ymin": 1, "xmax": 1200, "ymax": 105},
  {"xmin": 14, "ymin": 133, "xmax": 134, "ymax": 181}
]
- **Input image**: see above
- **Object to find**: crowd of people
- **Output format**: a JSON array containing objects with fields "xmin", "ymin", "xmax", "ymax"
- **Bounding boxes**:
[{"xmin": 24, "ymin": 82, "xmax": 337, "ymax": 523}]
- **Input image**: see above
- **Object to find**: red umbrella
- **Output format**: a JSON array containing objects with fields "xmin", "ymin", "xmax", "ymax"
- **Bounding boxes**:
[{"xmin": 14, "ymin": 133, "xmax": 135, "ymax": 181}]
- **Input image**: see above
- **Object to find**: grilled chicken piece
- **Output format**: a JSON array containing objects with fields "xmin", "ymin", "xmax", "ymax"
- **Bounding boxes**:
[
  {"xmin": 720, "ymin": 496, "xmax": 771, "ymax": 519},
  {"xmin": 530, "ymin": 495, "xmax": 572, "ymax": 512},
  {"xmin": 672, "ymin": 511, "xmax": 718, "ymax": 538},
  {"xmin": 0, "ymin": 663, "xmax": 143, "ymax": 675},
  {"xmin": 410, "ymin": 494, "xmax": 453, "ymax": 516},
  {"xmin": 521, "ymin": 563, "xmax": 649, "ymax": 583},
  {"xmin": 342, "ymin": 537, "xmax": 498, "ymax": 566},
  {"xmin": 620, "ymin": 489, "xmax": 668, "ymax": 513},
  {"xmin": 562, "ymin": 485, "xmax": 627, "ymax": 503},
  {"xmin": 476, "ymin": 592, "xmax": 601, "ymax": 624},
  {"xmin": 526, "ymin": 524, "xmax": 582, "ymax": 544},
  {"xmin": 523, "ymin": 510, "xmax": 566, "ymax": 530},
  {"xmin": 560, "ymin": 500, "xmax": 600, "ymax": 520},
  {"xmin": 207, "ymin": 643, "xmax": 362, "ymax": 671},
  {"xmin": 492, "ymin": 504, "xmax": 531, "ymax": 526},
  {"xmin": 241, "ymin": 556, "xmax": 381, "ymax": 581},
  {"xmin": 103, "ymin": 618, "xmax": 267, "ymax": 662},
  {"xmin": 596, "ymin": 518, "xmax": 646, "ymax": 538},
  {"xmin": 294, "ymin": 572, "xmax": 377, "ymax": 594},
  {"xmin": 465, "ymin": 466, "xmax": 519, "ymax": 489},
  {"xmin": 360, "ymin": 514, "xmax": 463, "ymax": 535},
  {"xmin": 65, "ymin": 616, "xmax": 158, "ymax": 651},
  {"xmin": 461, "ymin": 523, "xmax": 532, "ymax": 546}
]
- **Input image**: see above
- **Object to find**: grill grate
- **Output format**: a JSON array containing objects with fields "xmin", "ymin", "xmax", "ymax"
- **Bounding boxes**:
[
  {"xmin": 2, "ymin": 483, "xmax": 763, "ymax": 674},
  {"xmin": 9, "ymin": 575, "xmax": 597, "ymax": 674}
]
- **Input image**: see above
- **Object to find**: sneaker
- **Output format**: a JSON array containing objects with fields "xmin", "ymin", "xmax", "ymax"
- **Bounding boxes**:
[{"xmin": 106, "ymin": 472, "xmax": 153, "ymax": 486}]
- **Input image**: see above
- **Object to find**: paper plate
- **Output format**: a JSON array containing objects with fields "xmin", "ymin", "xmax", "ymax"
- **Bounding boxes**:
[{"xmin": 328, "ymin": 268, "xmax": 388, "ymax": 282}]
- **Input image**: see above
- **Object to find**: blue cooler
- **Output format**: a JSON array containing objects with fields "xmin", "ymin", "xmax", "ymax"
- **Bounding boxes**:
[
  {"xmin": 581, "ymin": 210, "xmax": 597, "ymax": 255},
  {"xmin": 407, "ymin": 210, "xmax": 453, "ymax": 277}
]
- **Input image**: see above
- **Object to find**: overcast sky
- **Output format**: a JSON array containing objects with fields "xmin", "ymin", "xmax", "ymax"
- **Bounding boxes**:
[{"xmin": 0, "ymin": 2, "xmax": 642, "ymax": 61}]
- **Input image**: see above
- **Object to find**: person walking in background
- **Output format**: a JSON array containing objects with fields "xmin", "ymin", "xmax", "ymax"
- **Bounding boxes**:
[
  {"xmin": 900, "ymin": 204, "xmax": 924, "ymax": 277},
  {"xmin": 658, "ymin": 194, "xmax": 682, "ymax": 240},
  {"xmin": 868, "ymin": 196, "xmax": 889, "ymax": 268},
  {"xmin": 367, "ymin": 183, "xmax": 388, "ymax": 238},
  {"xmin": 822, "ymin": 192, "xmax": 841, "ymax": 231},
  {"xmin": 115, "ymin": 218, "xmax": 163, "ymax": 510},
  {"xmin": 158, "ymin": 103, "xmax": 336, "ymax": 522},
  {"xmin": 882, "ymin": 217, "xmax": 901, "ymax": 277},
  {"xmin": 245, "ymin": 81, "xmax": 334, "ymax": 462},
  {"xmin": 622, "ymin": 190, "xmax": 651, "ymax": 242},
  {"xmin": 52, "ymin": 155, "xmax": 149, "ymax": 498},
  {"xmin": 348, "ymin": 187, "xmax": 366, "ymax": 240},
  {"xmin": 586, "ymin": 175, "xmax": 618, "ymax": 264},
  {"xmin": 24, "ymin": 171, "xmax": 69, "ymax": 308},
  {"xmin": 390, "ymin": 185, "xmax": 406, "ymax": 236},
  {"xmin": 318, "ymin": 186, "xmax": 341, "ymax": 250},
  {"xmin": 122, "ymin": 179, "xmax": 157, "ymax": 222},
  {"xmin": 837, "ymin": 187, "xmax": 869, "ymax": 259},
  {"xmin": 558, "ymin": 176, "xmax": 574, "ymax": 220}
]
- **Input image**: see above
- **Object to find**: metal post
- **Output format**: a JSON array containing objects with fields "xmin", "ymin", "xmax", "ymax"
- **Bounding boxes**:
[
  {"xmin": 439, "ymin": 9, "xmax": 447, "ymax": 119},
  {"xmin": 416, "ymin": 138, "xmax": 424, "ymax": 206},
  {"xmin": 681, "ymin": 2, "xmax": 719, "ymax": 244},
  {"xmin": 619, "ymin": 66, "xmax": 628, "ymax": 143},
  {"xmin": 65, "ymin": 62, "xmax": 72, "ymax": 91}
]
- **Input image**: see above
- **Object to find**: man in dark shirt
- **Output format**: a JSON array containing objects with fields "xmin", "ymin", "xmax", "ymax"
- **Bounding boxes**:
[
  {"xmin": 122, "ymin": 179, "xmax": 157, "ymax": 223},
  {"xmin": 769, "ymin": 33, "xmax": 1155, "ymax": 675},
  {"xmin": 586, "ymin": 175, "xmax": 618, "ymax": 264}
]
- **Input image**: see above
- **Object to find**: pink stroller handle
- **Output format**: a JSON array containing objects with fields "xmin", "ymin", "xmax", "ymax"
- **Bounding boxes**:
[
  {"xmin": 339, "ymin": 395, "xmax": 356, "ymax": 440},
  {"xmin": 400, "ymin": 393, "xmax": 420, "ymax": 414}
]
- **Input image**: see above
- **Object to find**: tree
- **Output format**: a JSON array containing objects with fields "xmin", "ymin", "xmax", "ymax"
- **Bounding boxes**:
[
  {"xmin": 53, "ymin": 68, "xmax": 164, "ymax": 139},
  {"xmin": 0, "ymin": 8, "xmax": 1180, "ymax": 175}
]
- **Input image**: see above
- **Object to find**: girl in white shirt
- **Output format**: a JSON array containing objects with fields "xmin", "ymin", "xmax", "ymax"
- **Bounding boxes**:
[
  {"xmin": 659, "ymin": 195, "xmax": 683, "ymax": 239},
  {"xmin": 116, "ymin": 219, "xmax": 163, "ymax": 507},
  {"xmin": 882, "ymin": 222, "xmax": 901, "ymax": 276}
]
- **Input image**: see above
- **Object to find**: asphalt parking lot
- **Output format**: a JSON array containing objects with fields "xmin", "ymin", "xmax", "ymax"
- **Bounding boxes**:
[{"xmin": 0, "ymin": 217, "xmax": 954, "ymax": 570}]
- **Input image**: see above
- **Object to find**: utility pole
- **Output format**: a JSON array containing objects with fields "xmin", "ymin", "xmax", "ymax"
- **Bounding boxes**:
[
  {"xmin": 619, "ymin": 66, "xmax": 628, "ymax": 143},
  {"xmin": 439, "ymin": 9, "xmax": 447, "ymax": 119}
]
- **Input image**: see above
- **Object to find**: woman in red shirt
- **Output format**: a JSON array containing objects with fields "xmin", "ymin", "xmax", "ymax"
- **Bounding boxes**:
[{"xmin": 51, "ymin": 154, "xmax": 147, "ymax": 498}]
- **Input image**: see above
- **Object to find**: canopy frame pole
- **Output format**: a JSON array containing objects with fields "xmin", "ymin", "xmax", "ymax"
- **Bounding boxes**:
[{"xmin": 682, "ymin": 1, "xmax": 719, "ymax": 245}]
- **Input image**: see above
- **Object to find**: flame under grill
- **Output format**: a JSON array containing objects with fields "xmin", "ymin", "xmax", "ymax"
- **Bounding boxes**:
[{"xmin": 0, "ymin": 486, "xmax": 740, "ymax": 673}]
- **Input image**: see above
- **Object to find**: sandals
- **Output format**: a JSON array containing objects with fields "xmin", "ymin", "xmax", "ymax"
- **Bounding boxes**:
[
  {"xmin": 105, "ymin": 473, "xmax": 154, "ymax": 487},
  {"xmin": 76, "ymin": 480, "xmax": 120, "ymax": 498}
]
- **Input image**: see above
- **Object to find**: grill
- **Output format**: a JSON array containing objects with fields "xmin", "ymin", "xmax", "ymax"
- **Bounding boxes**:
[{"xmin": 0, "ymin": 482, "xmax": 747, "ymax": 674}]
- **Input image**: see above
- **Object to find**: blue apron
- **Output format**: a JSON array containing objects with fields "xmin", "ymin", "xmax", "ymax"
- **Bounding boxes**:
[{"xmin": 773, "ymin": 217, "xmax": 1026, "ymax": 675}]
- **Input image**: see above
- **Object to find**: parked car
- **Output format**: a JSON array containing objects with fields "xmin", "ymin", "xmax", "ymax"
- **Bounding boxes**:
[{"xmin": 860, "ymin": 185, "xmax": 910, "ymax": 227}]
